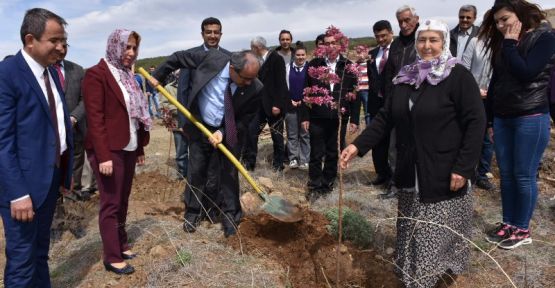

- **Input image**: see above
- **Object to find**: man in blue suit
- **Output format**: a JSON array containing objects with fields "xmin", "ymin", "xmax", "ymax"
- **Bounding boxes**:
[{"xmin": 0, "ymin": 8, "xmax": 73, "ymax": 287}]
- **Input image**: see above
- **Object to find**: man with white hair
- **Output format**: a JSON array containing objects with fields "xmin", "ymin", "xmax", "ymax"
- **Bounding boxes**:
[
  {"xmin": 380, "ymin": 5, "xmax": 420, "ymax": 199},
  {"xmin": 243, "ymin": 36, "xmax": 288, "ymax": 172}
]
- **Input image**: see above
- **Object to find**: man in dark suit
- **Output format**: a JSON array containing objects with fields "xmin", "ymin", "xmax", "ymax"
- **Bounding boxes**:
[
  {"xmin": 152, "ymin": 50, "xmax": 262, "ymax": 237},
  {"xmin": 0, "ymin": 8, "xmax": 73, "ymax": 287},
  {"xmin": 366, "ymin": 20, "xmax": 394, "ymax": 190},
  {"xmin": 52, "ymin": 43, "xmax": 93, "ymax": 201},
  {"xmin": 301, "ymin": 33, "xmax": 360, "ymax": 201},
  {"xmin": 449, "ymin": 5, "xmax": 479, "ymax": 59},
  {"xmin": 381, "ymin": 5, "xmax": 420, "ymax": 199},
  {"xmin": 244, "ymin": 36, "xmax": 288, "ymax": 171},
  {"xmin": 176, "ymin": 17, "xmax": 231, "ymax": 223}
]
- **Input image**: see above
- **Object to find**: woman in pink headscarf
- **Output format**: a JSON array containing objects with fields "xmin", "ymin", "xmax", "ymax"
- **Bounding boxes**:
[
  {"xmin": 83, "ymin": 29, "xmax": 151, "ymax": 275},
  {"xmin": 341, "ymin": 20, "xmax": 485, "ymax": 287}
]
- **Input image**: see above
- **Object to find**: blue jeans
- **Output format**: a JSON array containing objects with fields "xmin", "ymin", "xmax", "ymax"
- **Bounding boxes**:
[
  {"xmin": 148, "ymin": 92, "xmax": 161, "ymax": 118},
  {"xmin": 173, "ymin": 130, "xmax": 188, "ymax": 178},
  {"xmin": 358, "ymin": 90, "xmax": 371, "ymax": 125},
  {"xmin": 493, "ymin": 113, "xmax": 550, "ymax": 229},
  {"xmin": 477, "ymin": 128, "xmax": 494, "ymax": 180}
]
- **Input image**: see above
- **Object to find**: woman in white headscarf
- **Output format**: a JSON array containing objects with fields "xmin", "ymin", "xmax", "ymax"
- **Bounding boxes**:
[{"xmin": 340, "ymin": 20, "xmax": 485, "ymax": 287}]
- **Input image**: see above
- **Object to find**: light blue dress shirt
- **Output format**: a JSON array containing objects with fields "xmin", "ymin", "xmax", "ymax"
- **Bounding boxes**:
[{"xmin": 198, "ymin": 62, "xmax": 237, "ymax": 127}]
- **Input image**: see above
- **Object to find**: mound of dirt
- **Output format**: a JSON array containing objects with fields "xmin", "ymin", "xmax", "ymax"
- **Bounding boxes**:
[{"xmin": 226, "ymin": 211, "xmax": 399, "ymax": 287}]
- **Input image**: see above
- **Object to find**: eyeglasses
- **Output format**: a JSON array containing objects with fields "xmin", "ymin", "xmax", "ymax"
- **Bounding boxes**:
[{"xmin": 459, "ymin": 16, "xmax": 474, "ymax": 20}]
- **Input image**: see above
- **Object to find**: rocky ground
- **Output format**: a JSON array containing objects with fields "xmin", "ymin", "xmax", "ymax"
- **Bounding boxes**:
[{"xmin": 0, "ymin": 119, "xmax": 555, "ymax": 287}]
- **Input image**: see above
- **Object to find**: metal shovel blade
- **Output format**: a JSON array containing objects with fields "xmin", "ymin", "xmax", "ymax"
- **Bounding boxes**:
[{"xmin": 260, "ymin": 193, "xmax": 303, "ymax": 223}]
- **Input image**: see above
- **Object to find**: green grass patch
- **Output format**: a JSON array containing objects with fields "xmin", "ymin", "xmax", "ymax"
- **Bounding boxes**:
[{"xmin": 176, "ymin": 249, "xmax": 192, "ymax": 265}]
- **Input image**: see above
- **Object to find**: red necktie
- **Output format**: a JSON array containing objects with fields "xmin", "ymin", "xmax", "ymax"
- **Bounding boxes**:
[
  {"xmin": 43, "ymin": 69, "xmax": 61, "ymax": 167},
  {"xmin": 53, "ymin": 63, "xmax": 65, "ymax": 91},
  {"xmin": 378, "ymin": 47, "xmax": 389, "ymax": 74},
  {"xmin": 224, "ymin": 82, "xmax": 237, "ymax": 147}
]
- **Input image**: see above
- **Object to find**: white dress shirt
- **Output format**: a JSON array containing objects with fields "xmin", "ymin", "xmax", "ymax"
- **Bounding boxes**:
[{"xmin": 105, "ymin": 59, "xmax": 138, "ymax": 151}]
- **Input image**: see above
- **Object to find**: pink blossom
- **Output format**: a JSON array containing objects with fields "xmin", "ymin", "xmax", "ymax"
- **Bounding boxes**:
[
  {"xmin": 160, "ymin": 106, "xmax": 177, "ymax": 131},
  {"xmin": 340, "ymin": 107, "xmax": 347, "ymax": 114},
  {"xmin": 313, "ymin": 25, "xmax": 350, "ymax": 59},
  {"xmin": 308, "ymin": 66, "xmax": 340, "ymax": 85},
  {"xmin": 303, "ymin": 86, "xmax": 335, "ymax": 107},
  {"xmin": 345, "ymin": 63, "xmax": 363, "ymax": 78}
]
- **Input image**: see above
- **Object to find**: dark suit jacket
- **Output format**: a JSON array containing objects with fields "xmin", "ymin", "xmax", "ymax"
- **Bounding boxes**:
[
  {"xmin": 353, "ymin": 65, "xmax": 485, "ymax": 203},
  {"xmin": 154, "ymin": 49, "xmax": 263, "ymax": 141},
  {"xmin": 366, "ymin": 46, "xmax": 388, "ymax": 116},
  {"xmin": 177, "ymin": 45, "xmax": 231, "ymax": 128},
  {"xmin": 82, "ymin": 59, "xmax": 150, "ymax": 163},
  {"xmin": 449, "ymin": 25, "xmax": 479, "ymax": 57},
  {"xmin": 258, "ymin": 50, "xmax": 288, "ymax": 116},
  {"xmin": 57, "ymin": 60, "xmax": 87, "ymax": 140},
  {"xmin": 0, "ymin": 51, "xmax": 73, "ymax": 208},
  {"xmin": 300, "ymin": 55, "xmax": 360, "ymax": 124}
]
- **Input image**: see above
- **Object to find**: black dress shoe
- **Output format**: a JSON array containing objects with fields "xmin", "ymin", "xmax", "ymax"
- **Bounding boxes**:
[
  {"xmin": 122, "ymin": 252, "xmax": 137, "ymax": 260},
  {"xmin": 104, "ymin": 262, "xmax": 135, "ymax": 275},
  {"xmin": 379, "ymin": 189, "xmax": 397, "ymax": 199},
  {"xmin": 371, "ymin": 174, "xmax": 391, "ymax": 186}
]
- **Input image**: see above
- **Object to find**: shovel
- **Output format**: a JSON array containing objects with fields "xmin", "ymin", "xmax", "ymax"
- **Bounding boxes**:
[{"xmin": 138, "ymin": 67, "xmax": 302, "ymax": 223}]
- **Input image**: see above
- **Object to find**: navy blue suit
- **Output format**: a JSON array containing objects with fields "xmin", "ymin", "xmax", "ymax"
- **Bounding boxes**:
[{"xmin": 0, "ymin": 51, "xmax": 73, "ymax": 287}]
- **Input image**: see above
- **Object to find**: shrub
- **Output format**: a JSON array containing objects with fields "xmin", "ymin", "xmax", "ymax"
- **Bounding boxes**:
[{"xmin": 324, "ymin": 207, "xmax": 372, "ymax": 248}]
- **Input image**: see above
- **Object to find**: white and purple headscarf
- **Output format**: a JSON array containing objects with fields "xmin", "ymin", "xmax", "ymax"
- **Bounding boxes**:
[
  {"xmin": 105, "ymin": 29, "xmax": 151, "ymax": 130},
  {"xmin": 393, "ymin": 19, "xmax": 458, "ymax": 89}
]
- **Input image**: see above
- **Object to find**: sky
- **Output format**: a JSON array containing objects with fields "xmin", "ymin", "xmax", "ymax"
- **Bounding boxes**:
[{"xmin": 1, "ymin": 0, "xmax": 553, "ymax": 68}]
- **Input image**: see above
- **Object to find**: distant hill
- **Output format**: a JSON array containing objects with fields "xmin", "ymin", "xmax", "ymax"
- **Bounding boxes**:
[
  {"xmin": 547, "ymin": 8, "xmax": 555, "ymax": 26},
  {"xmin": 135, "ymin": 36, "xmax": 377, "ymax": 70}
]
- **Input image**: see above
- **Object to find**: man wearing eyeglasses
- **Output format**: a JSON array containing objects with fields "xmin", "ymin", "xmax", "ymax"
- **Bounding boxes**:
[
  {"xmin": 450, "ymin": 5, "xmax": 479, "ymax": 60},
  {"xmin": 150, "ymin": 50, "xmax": 262, "ymax": 237},
  {"xmin": 0, "ymin": 8, "xmax": 73, "ymax": 287}
]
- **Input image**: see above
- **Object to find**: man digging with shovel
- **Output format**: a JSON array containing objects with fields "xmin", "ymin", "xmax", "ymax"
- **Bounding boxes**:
[{"xmin": 149, "ymin": 49, "xmax": 263, "ymax": 237}]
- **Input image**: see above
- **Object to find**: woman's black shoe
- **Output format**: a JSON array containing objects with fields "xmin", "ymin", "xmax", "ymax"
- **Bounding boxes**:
[
  {"xmin": 104, "ymin": 262, "xmax": 135, "ymax": 275},
  {"xmin": 122, "ymin": 252, "xmax": 137, "ymax": 260}
]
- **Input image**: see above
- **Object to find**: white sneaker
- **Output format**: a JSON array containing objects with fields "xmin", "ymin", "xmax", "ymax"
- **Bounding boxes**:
[
  {"xmin": 298, "ymin": 163, "xmax": 309, "ymax": 170},
  {"xmin": 289, "ymin": 160, "xmax": 299, "ymax": 169}
]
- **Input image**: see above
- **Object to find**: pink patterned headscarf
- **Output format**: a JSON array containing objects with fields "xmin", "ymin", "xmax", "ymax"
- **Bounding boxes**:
[{"xmin": 105, "ymin": 29, "xmax": 151, "ymax": 130}]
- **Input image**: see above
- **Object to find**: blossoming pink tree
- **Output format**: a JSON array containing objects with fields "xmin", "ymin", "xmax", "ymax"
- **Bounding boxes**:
[{"xmin": 302, "ymin": 25, "xmax": 365, "ymax": 286}]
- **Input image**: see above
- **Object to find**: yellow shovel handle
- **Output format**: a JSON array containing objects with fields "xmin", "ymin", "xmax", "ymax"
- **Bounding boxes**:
[{"xmin": 138, "ymin": 67, "xmax": 263, "ymax": 194}]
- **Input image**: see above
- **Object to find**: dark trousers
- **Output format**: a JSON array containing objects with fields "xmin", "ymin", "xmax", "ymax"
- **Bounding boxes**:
[
  {"xmin": 371, "ymin": 133, "xmax": 392, "ymax": 177},
  {"xmin": 243, "ymin": 107, "xmax": 285, "ymax": 169},
  {"xmin": 1, "ymin": 168, "xmax": 60, "ymax": 288},
  {"xmin": 72, "ymin": 134, "xmax": 85, "ymax": 190},
  {"xmin": 185, "ymin": 128, "xmax": 242, "ymax": 226},
  {"xmin": 308, "ymin": 118, "xmax": 347, "ymax": 190},
  {"xmin": 477, "ymin": 127, "xmax": 494, "ymax": 180},
  {"xmin": 89, "ymin": 150, "xmax": 137, "ymax": 264},
  {"xmin": 368, "ymin": 95, "xmax": 392, "ymax": 178}
]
